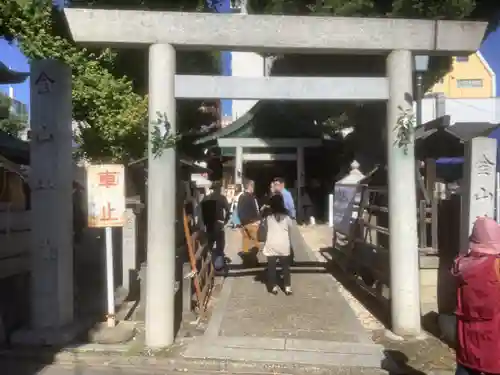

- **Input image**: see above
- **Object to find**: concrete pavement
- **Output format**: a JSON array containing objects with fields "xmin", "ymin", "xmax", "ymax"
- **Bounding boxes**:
[
  {"xmin": 0, "ymin": 355, "xmax": 456, "ymax": 375},
  {"xmin": 2, "ymin": 224, "xmax": 458, "ymax": 374},
  {"xmin": 182, "ymin": 225, "xmax": 387, "ymax": 370},
  {"xmin": 2, "ymin": 361, "xmax": 204, "ymax": 375},
  {"xmin": 0, "ymin": 360, "xmax": 137, "ymax": 375}
]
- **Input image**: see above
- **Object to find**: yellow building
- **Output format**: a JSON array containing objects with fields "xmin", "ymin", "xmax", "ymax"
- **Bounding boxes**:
[{"xmin": 428, "ymin": 51, "xmax": 496, "ymax": 98}]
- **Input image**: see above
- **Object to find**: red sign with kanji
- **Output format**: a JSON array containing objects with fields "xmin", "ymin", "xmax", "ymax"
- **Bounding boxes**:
[
  {"xmin": 87, "ymin": 164, "xmax": 125, "ymax": 228},
  {"xmin": 98, "ymin": 171, "xmax": 119, "ymax": 188}
]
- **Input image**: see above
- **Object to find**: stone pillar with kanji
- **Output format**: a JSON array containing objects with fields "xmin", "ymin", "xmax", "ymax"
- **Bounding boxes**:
[
  {"xmin": 460, "ymin": 137, "xmax": 497, "ymax": 252},
  {"xmin": 12, "ymin": 59, "xmax": 77, "ymax": 345}
]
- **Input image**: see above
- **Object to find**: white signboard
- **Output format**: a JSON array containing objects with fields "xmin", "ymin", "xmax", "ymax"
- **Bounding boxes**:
[
  {"xmin": 87, "ymin": 164, "xmax": 126, "ymax": 228},
  {"xmin": 332, "ymin": 184, "xmax": 360, "ymax": 235}
]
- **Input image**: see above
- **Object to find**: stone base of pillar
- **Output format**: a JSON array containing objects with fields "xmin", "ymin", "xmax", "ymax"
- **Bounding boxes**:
[{"xmin": 11, "ymin": 323, "xmax": 82, "ymax": 346}]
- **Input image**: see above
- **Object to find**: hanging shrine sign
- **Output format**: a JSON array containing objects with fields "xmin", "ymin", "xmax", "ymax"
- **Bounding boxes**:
[{"xmin": 87, "ymin": 164, "xmax": 126, "ymax": 228}]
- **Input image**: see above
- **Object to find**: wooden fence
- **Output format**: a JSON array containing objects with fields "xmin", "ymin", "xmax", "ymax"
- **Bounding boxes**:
[
  {"xmin": 330, "ymin": 184, "xmax": 442, "ymax": 313},
  {"xmin": 357, "ymin": 186, "xmax": 439, "ymax": 255}
]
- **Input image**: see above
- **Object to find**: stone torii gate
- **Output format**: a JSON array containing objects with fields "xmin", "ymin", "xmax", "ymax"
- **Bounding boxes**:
[{"xmin": 59, "ymin": 9, "xmax": 485, "ymax": 348}]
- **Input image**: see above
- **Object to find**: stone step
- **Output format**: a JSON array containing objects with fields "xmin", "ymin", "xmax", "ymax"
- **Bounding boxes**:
[
  {"xmin": 2, "ymin": 360, "xmax": 391, "ymax": 375},
  {"xmin": 420, "ymin": 268, "xmax": 438, "ymax": 287},
  {"xmin": 0, "ymin": 347, "xmax": 390, "ymax": 375},
  {"xmin": 183, "ymin": 336, "xmax": 386, "ymax": 369},
  {"xmin": 185, "ymin": 344, "xmax": 385, "ymax": 368},
  {"xmin": 421, "ymin": 284, "xmax": 438, "ymax": 302}
]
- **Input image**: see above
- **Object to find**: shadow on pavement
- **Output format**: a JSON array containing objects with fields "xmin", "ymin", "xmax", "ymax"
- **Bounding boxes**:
[
  {"xmin": 382, "ymin": 350, "xmax": 427, "ymax": 375},
  {"xmin": 316, "ymin": 247, "xmax": 457, "ymax": 373},
  {"xmin": 318, "ymin": 247, "xmax": 392, "ymax": 328},
  {"xmin": 0, "ymin": 353, "xmax": 87, "ymax": 375},
  {"xmin": 225, "ymin": 260, "xmax": 327, "ymax": 278},
  {"xmin": 318, "ymin": 245, "xmax": 456, "ymax": 345}
]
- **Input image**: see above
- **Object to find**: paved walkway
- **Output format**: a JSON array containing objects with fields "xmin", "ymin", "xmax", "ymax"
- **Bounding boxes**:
[{"xmin": 183, "ymin": 224, "xmax": 386, "ymax": 369}]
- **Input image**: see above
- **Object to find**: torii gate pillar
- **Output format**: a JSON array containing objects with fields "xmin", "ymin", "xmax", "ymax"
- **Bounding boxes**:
[
  {"xmin": 386, "ymin": 50, "xmax": 421, "ymax": 336},
  {"xmin": 145, "ymin": 44, "xmax": 177, "ymax": 348}
]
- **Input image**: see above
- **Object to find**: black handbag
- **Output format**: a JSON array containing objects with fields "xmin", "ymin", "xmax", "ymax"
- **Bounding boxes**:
[{"xmin": 257, "ymin": 217, "xmax": 268, "ymax": 242}]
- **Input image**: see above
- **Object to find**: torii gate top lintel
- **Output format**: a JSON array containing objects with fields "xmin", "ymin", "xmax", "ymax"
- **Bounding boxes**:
[{"xmin": 64, "ymin": 8, "xmax": 486, "ymax": 54}]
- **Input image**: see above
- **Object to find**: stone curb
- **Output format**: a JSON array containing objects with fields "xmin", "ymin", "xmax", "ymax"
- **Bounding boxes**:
[
  {"xmin": 0, "ymin": 348, "xmax": 391, "ymax": 374},
  {"xmin": 1, "ymin": 348, "xmax": 454, "ymax": 375}
]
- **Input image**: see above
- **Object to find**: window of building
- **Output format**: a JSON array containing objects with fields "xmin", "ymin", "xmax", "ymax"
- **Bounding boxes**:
[
  {"xmin": 10, "ymin": 98, "xmax": 27, "ymax": 117},
  {"xmin": 424, "ymin": 93, "xmax": 442, "ymax": 98},
  {"xmin": 456, "ymin": 79, "xmax": 483, "ymax": 88},
  {"xmin": 230, "ymin": 0, "xmax": 241, "ymax": 9},
  {"xmin": 456, "ymin": 56, "xmax": 469, "ymax": 62}
]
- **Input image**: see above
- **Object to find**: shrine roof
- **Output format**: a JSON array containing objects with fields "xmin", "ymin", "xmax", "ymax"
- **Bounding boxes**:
[{"xmin": 0, "ymin": 62, "xmax": 28, "ymax": 85}]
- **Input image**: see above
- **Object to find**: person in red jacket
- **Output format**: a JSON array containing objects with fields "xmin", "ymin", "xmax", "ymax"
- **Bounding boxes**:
[{"xmin": 453, "ymin": 216, "xmax": 500, "ymax": 375}]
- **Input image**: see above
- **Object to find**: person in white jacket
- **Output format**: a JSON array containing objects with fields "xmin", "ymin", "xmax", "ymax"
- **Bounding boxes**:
[{"xmin": 262, "ymin": 193, "xmax": 293, "ymax": 295}]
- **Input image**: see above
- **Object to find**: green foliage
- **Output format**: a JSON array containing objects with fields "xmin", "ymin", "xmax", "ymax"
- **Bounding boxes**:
[
  {"xmin": 0, "ymin": 118, "xmax": 26, "ymax": 138},
  {"xmin": 70, "ymin": 0, "xmax": 207, "ymax": 11},
  {"xmin": 390, "ymin": 0, "xmax": 475, "ymax": 18},
  {"xmin": 0, "ymin": 94, "xmax": 11, "ymax": 119},
  {"xmin": 248, "ymin": 0, "xmax": 497, "ymax": 21},
  {"xmin": 1, "ymin": 0, "xmax": 221, "ymax": 162},
  {"xmin": 150, "ymin": 112, "xmax": 182, "ymax": 158},
  {"xmin": 395, "ymin": 106, "xmax": 415, "ymax": 155},
  {"xmin": 1, "ymin": 0, "xmax": 497, "ymax": 162},
  {"xmin": 0, "ymin": 92, "xmax": 27, "ymax": 138},
  {"xmin": 1, "ymin": 0, "xmax": 147, "ymax": 162},
  {"xmin": 249, "ymin": 0, "xmax": 497, "ymax": 87}
]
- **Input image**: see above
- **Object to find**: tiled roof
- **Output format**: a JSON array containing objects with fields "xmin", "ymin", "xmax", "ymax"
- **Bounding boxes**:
[{"xmin": 0, "ymin": 62, "xmax": 28, "ymax": 84}]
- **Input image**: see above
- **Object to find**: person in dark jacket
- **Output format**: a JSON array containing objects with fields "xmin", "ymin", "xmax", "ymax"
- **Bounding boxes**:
[
  {"xmin": 260, "ymin": 181, "xmax": 277, "ymax": 217},
  {"xmin": 201, "ymin": 182, "xmax": 230, "ymax": 270},
  {"xmin": 237, "ymin": 179, "xmax": 261, "ymax": 267}
]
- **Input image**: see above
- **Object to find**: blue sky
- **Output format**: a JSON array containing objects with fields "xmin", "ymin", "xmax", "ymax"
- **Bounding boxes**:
[
  {"xmin": 2, "ymin": 27, "xmax": 500, "ymax": 108},
  {"xmin": 0, "ymin": 39, "xmax": 30, "ymax": 104},
  {"xmin": 479, "ymin": 29, "xmax": 500, "ymax": 86}
]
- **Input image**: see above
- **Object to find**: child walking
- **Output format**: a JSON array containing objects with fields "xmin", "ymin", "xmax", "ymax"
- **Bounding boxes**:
[{"xmin": 262, "ymin": 194, "xmax": 293, "ymax": 295}]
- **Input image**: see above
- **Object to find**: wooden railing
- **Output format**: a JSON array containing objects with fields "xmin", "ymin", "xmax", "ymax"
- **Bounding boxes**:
[
  {"xmin": 356, "ymin": 186, "xmax": 389, "ymax": 252},
  {"xmin": 182, "ymin": 209, "xmax": 214, "ymax": 314},
  {"xmin": 356, "ymin": 186, "xmax": 438, "ymax": 254}
]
